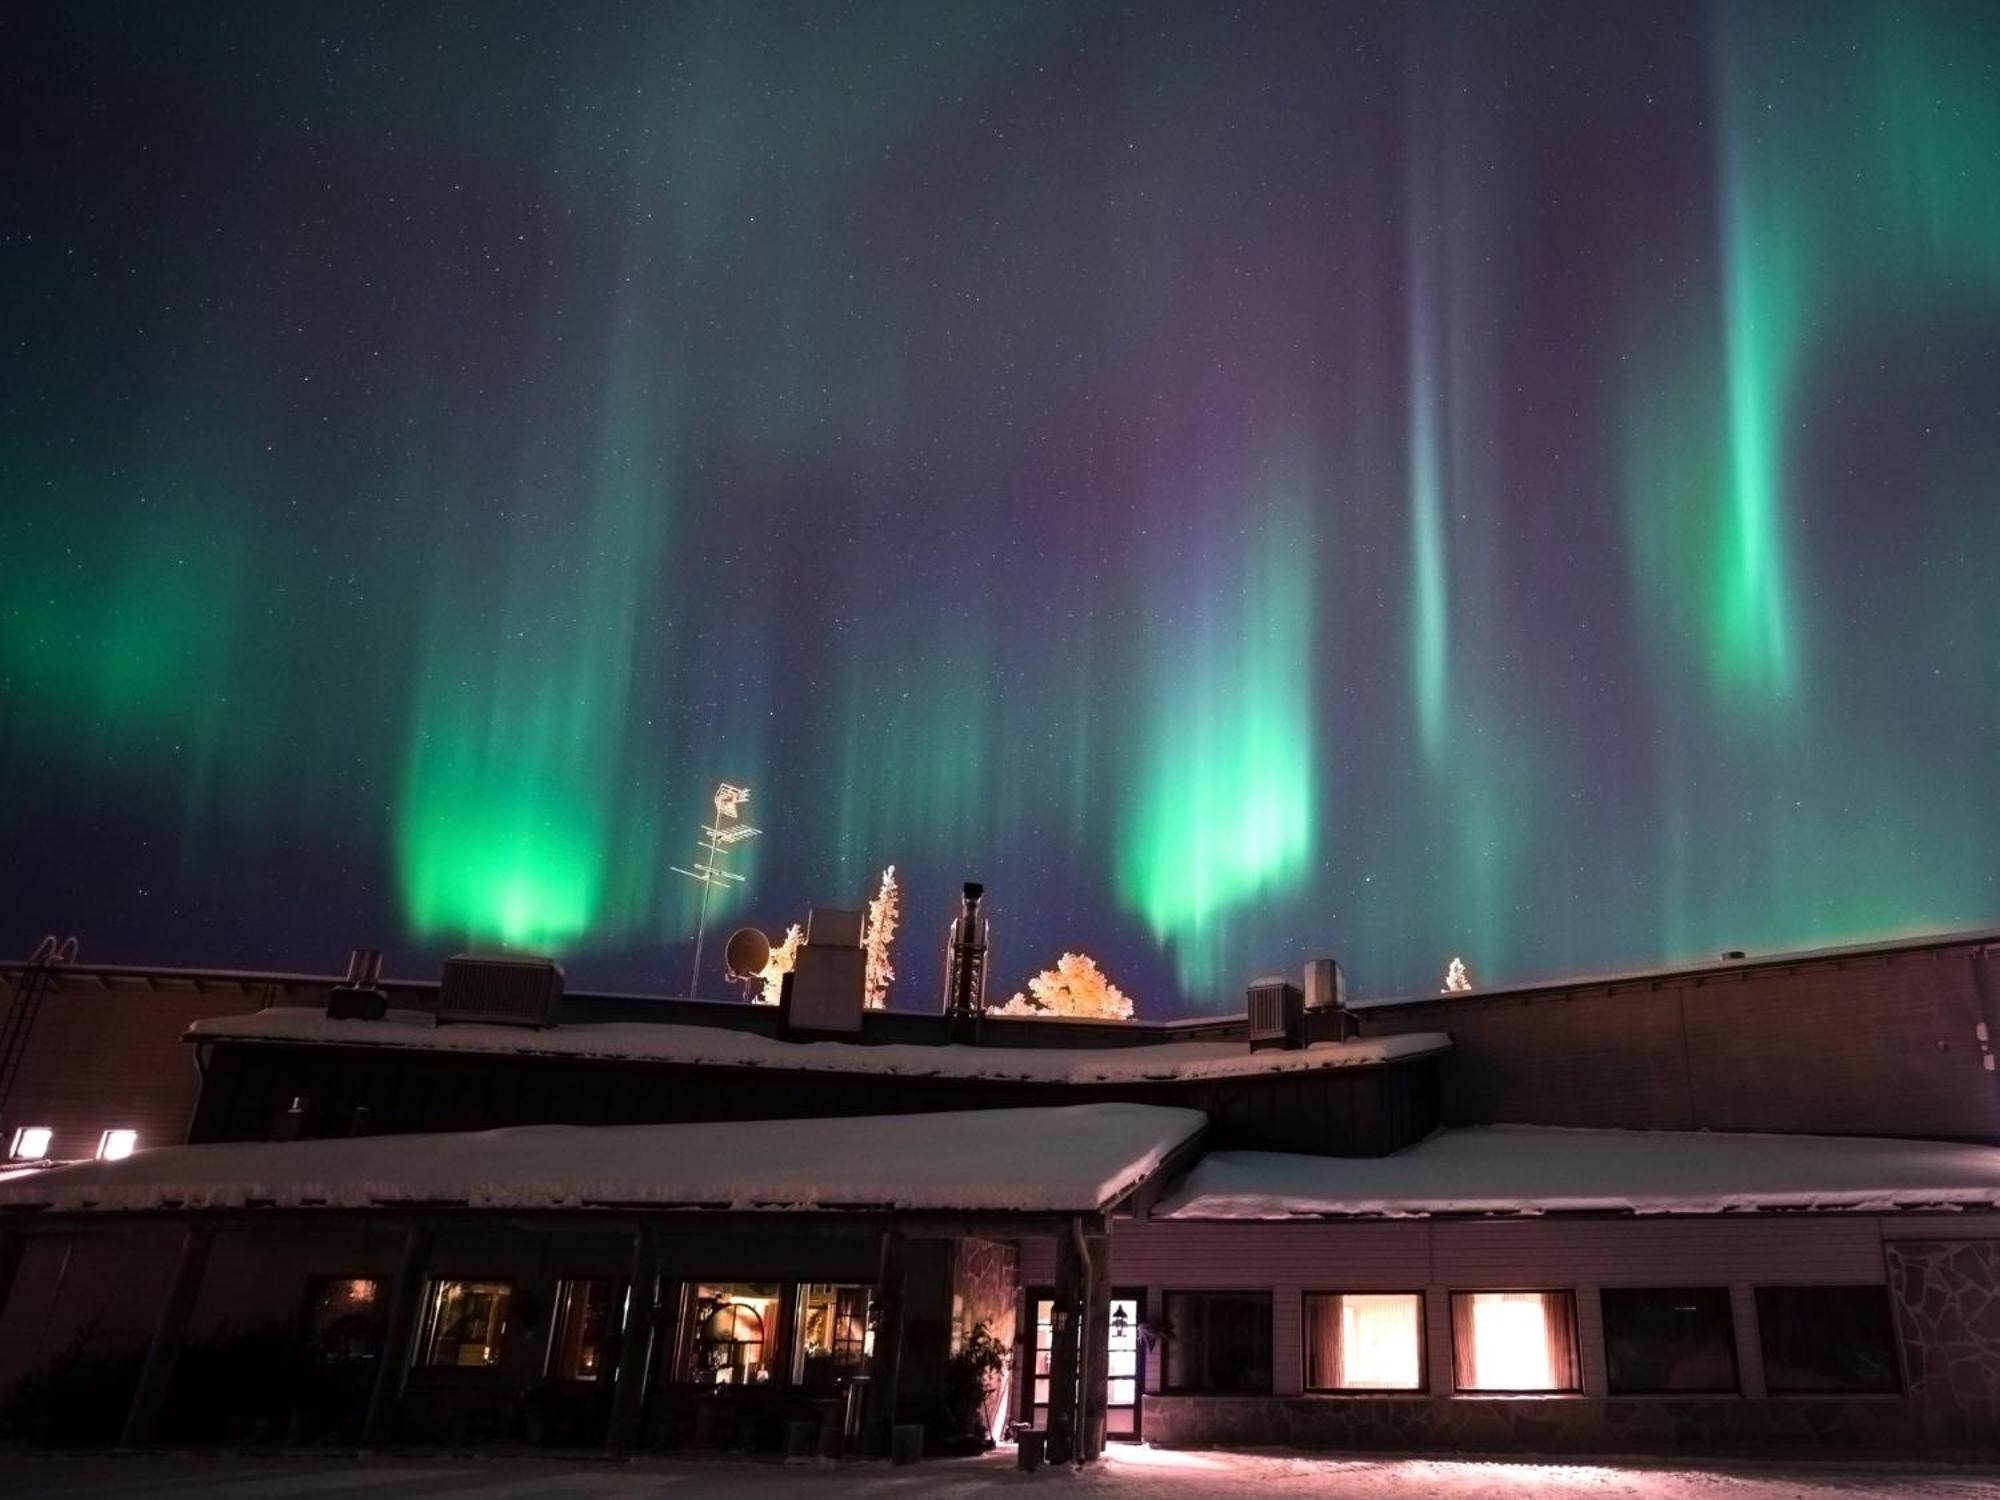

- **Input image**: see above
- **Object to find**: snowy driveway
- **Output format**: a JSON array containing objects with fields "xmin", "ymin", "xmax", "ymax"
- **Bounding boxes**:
[{"xmin": 3, "ymin": 1447, "xmax": 1999, "ymax": 1499}]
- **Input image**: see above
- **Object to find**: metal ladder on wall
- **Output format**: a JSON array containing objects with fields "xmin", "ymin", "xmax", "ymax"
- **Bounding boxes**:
[{"xmin": 0, "ymin": 934, "xmax": 78, "ymax": 1121}]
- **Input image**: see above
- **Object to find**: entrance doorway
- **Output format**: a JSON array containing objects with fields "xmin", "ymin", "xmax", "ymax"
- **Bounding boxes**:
[{"xmin": 1024, "ymin": 1286, "xmax": 1144, "ymax": 1440}]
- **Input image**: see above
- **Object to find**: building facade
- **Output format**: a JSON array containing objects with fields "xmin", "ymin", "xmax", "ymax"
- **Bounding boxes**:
[{"xmin": 2, "ymin": 926, "xmax": 1999, "ymax": 1460}]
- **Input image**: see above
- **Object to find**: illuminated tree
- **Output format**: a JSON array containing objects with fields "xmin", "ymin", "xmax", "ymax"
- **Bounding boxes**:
[
  {"xmin": 757, "ymin": 923, "xmax": 803, "ymax": 1006},
  {"xmin": 1442, "ymin": 956, "xmax": 1473, "ymax": 993},
  {"xmin": 995, "ymin": 951, "xmax": 1135, "ymax": 1021},
  {"xmin": 863, "ymin": 865, "xmax": 899, "ymax": 1009}
]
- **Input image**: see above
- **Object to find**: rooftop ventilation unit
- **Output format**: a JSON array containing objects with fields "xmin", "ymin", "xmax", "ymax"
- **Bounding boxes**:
[
  {"xmin": 785, "ymin": 907, "xmax": 867, "ymax": 1036},
  {"xmin": 437, "ymin": 955, "xmax": 564, "ymax": 1028},
  {"xmin": 1247, "ymin": 976, "xmax": 1305, "ymax": 1052}
]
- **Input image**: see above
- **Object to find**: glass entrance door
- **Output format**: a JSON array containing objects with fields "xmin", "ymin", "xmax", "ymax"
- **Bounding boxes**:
[{"xmin": 1024, "ymin": 1288, "xmax": 1144, "ymax": 1440}]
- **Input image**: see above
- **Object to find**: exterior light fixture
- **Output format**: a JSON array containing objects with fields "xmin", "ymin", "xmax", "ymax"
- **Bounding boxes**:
[
  {"xmin": 96, "ymin": 1128, "xmax": 138, "ymax": 1161},
  {"xmin": 7, "ymin": 1125, "xmax": 53, "ymax": 1161}
]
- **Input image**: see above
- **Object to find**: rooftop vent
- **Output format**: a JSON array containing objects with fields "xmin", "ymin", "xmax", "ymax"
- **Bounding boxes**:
[
  {"xmin": 1302, "ymin": 958, "xmax": 1346, "ymax": 1012},
  {"xmin": 785, "ymin": 907, "xmax": 866, "ymax": 1036},
  {"xmin": 327, "ymin": 946, "xmax": 388, "ymax": 1021},
  {"xmin": 1248, "ymin": 977, "xmax": 1306, "ymax": 1052},
  {"xmin": 437, "ymin": 955, "xmax": 564, "ymax": 1028}
]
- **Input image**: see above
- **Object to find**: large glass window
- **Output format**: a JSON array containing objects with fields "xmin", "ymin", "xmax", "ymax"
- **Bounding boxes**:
[
  {"xmin": 420, "ymin": 1279, "xmax": 511, "ymax": 1369},
  {"xmin": 684, "ymin": 1282, "xmax": 782, "ymax": 1386},
  {"xmin": 1304, "ymin": 1292, "xmax": 1424, "ymax": 1392},
  {"xmin": 1756, "ymin": 1286, "xmax": 1901, "ymax": 1394},
  {"xmin": 1602, "ymin": 1287, "xmax": 1738, "ymax": 1394},
  {"xmin": 1450, "ymin": 1291, "xmax": 1581, "ymax": 1393},
  {"xmin": 303, "ymin": 1276, "xmax": 384, "ymax": 1366},
  {"xmin": 548, "ymin": 1278, "xmax": 622, "ymax": 1382},
  {"xmin": 792, "ymin": 1283, "xmax": 871, "ymax": 1386},
  {"xmin": 1163, "ymin": 1292, "xmax": 1272, "ymax": 1393}
]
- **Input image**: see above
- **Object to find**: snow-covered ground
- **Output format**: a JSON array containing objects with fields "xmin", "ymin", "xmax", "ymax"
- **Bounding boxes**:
[{"xmin": 4, "ymin": 1448, "xmax": 1999, "ymax": 1500}]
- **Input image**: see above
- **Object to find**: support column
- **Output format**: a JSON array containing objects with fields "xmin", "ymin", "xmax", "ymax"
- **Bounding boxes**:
[
  {"xmin": 0, "ymin": 1229, "xmax": 24, "ymax": 1333},
  {"xmin": 360, "ymin": 1226, "xmax": 434, "ymax": 1448},
  {"xmin": 604, "ymin": 1227, "xmax": 662, "ymax": 1456},
  {"xmin": 1079, "ymin": 1231, "xmax": 1111, "ymax": 1463},
  {"xmin": 119, "ymin": 1224, "xmax": 214, "ymax": 1447},
  {"xmin": 862, "ymin": 1229, "xmax": 908, "ymax": 1456},
  {"xmin": 1043, "ymin": 1223, "xmax": 1084, "ymax": 1465}
]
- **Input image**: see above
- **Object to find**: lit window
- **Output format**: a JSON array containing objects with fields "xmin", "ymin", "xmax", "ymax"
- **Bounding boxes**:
[
  {"xmin": 96, "ymin": 1129, "xmax": 138, "ymax": 1161},
  {"xmin": 1304, "ymin": 1292, "xmax": 1424, "ymax": 1392},
  {"xmin": 1450, "ymin": 1291, "xmax": 1581, "ymax": 1393},
  {"xmin": 419, "ymin": 1279, "xmax": 512, "ymax": 1369},
  {"xmin": 7, "ymin": 1126, "xmax": 53, "ymax": 1161},
  {"xmin": 684, "ymin": 1282, "xmax": 781, "ymax": 1386},
  {"xmin": 548, "ymin": 1278, "xmax": 622, "ymax": 1382},
  {"xmin": 792, "ymin": 1283, "xmax": 871, "ymax": 1386}
]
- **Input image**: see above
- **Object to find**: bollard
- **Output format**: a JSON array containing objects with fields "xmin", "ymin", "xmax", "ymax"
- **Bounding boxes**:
[{"xmin": 1017, "ymin": 1428, "xmax": 1046, "ymax": 1471}]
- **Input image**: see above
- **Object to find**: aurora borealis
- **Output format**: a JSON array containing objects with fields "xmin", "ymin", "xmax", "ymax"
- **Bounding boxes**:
[{"xmin": 3, "ymin": 2, "xmax": 1997, "ymax": 1013}]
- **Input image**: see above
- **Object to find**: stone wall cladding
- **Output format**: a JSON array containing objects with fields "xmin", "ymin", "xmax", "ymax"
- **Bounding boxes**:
[
  {"xmin": 1889, "ymin": 1239, "xmax": 2000, "ymax": 1450},
  {"xmin": 952, "ymin": 1236, "xmax": 1019, "ymax": 1438},
  {"xmin": 1141, "ymin": 1394, "xmax": 1924, "ymax": 1456}
]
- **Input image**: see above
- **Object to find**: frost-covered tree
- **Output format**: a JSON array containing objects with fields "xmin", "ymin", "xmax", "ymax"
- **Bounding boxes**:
[
  {"xmin": 994, "ymin": 951, "xmax": 1135, "ymax": 1021},
  {"xmin": 1442, "ymin": 956, "xmax": 1473, "ymax": 994},
  {"xmin": 757, "ymin": 923, "xmax": 803, "ymax": 1006},
  {"xmin": 863, "ymin": 865, "xmax": 899, "ymax": 1009}
]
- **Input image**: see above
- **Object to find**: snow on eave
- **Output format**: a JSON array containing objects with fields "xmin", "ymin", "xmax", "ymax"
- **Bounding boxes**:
[
  {"xmin": 1151, "ymin": 1124, "xmax": 2000, "ymax": 1222},
  {"xmin": 185, "ymin": 1008, "xmax": 1450, "ymax": 1085},
  {"xmin": 0, "ymin": 1102, "xmax": 1209, "ymax": 1219}
]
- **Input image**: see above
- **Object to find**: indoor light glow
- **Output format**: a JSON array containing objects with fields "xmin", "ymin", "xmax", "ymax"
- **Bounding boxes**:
[
  {"xmin": 8, "ymin": 1126, "xmax": 52, "ymax": 1162},
  {"xmin": 1470, "ymin": 1293, "xmax": 1554, "ymax": 1391},
  {"xmin": 96, "ymin": 1128, "xmax": 138, "ymax": 1162},
  {"xmin": 1341, "ymin": 1294, "xmax": 1422, "ymax": 1390}
]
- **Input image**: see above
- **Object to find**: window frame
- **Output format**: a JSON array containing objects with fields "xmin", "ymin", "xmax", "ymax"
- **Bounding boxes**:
[
  {"xmin": 1159, "ymin": 1289, "xmax": 1275, "ymax": 1396},
  {"xmin": 789, "ymin": 1281, "xmax": 873, "ymax": 1388},
  {"xmin": 1448, "ymin": 1287, "xmax": 1584, "ymax": 1396},
  {"xmin": 1301, "ymin": 1289, "xmax": 1429, "ymax": 1395},
  {"xmin": 1754, "ymin": 1284, "xmax": 1904, "ymax": 1396},
  {"xmin": 674, "ymin": 1279, "xmax": 790, "ymax": 1389},
  {"xmin": 1599, "ymin": 1286, "xmax": 1741, "ymax": 1397},
  {"xmin": 544, "ymin": 1276, "xmax": 627, "ymax": 1384},
  {"xmin": 415, "ymin": 1276, "xmax": 516, "ymax": 1373}
]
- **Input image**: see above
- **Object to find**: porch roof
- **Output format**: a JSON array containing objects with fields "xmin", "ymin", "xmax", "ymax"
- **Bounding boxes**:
[
  {"xmin": 0, "ymin": 1102, "xmax": 1205, "ymax": 1219},
  {"xmin": 1153, "ymin": 1124, "xmax": 2000, "ymax": 1220}
]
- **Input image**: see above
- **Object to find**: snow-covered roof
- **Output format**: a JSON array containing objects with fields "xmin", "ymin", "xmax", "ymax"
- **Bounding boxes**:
[
  {"xmin": 187, "ymin": 1007, "xmax": 1448, "ymax": 1084},
  {"xmin": 1153, "ymin": 1125, "xmax": 2000, "ymax": 1220},
  {"xmin": 0, "ymin": 1103, "xmax": 1207, "ymax": 1218}
]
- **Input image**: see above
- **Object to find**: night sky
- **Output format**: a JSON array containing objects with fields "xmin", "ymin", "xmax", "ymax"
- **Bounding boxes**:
[{"xmin": 3, "ymin": 2, "xmax": 1997, "ymax": 1014}]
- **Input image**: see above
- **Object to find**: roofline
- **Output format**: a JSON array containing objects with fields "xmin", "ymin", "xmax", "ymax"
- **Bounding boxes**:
[
  {"xmin": 1351, "ymin": 923, "xmax": 2000, "ymax": 1015},
  {"xmin": 7, "ymin": 921, "xmax": 1996, "ymax": 1021},
  {"xmin": 1154, "ymin": 1201, "xmax": 2000, "ymax": 1225}
]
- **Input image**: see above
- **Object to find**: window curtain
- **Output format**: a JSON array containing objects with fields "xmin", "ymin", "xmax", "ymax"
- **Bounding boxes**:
[
  {"xmin": 1452, "ymin": 1292, "xmax": 1579, "ymax": 1392},
  {"xmin": 1303, "ymin": 1295, "xmax": 1344, "ymax": 1390}
]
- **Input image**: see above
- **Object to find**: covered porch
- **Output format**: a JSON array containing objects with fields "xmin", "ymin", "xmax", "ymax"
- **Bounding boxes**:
[{"xmin": 0, "ymin": 1103, "xmax": 1206, "ymax": 1464}]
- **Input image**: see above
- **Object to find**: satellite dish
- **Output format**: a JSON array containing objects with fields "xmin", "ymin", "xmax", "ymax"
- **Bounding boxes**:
[{"xmin": 724, "ymin": 926, "xmax": 773, "ymax": 983}]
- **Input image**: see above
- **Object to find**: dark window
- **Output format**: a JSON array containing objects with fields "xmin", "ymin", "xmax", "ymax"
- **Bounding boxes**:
[
  {"xmin": 1450, "ymin": 1291, "xmax": 1582, "ymax": 1393},
  {"xmin": 1756, "ymin": 1286, "xmax": 1901, "ymax": 1394},
  {"xmin": 1303, "ymin": 1292, "xmax": 1425, "ymax": 1392},
  {"xmin": 302, "ymin": 1277, "xmax": 384, "ymax": 1366},
  {"xmin": 548, "ymin": 1278, "xmax": 623, "ymax": 1382},
  {"xmin": 1602, "ymin": 1288, "xmax": 1739, "ymax": 1394},
  {"xmin": 1163, "ymin": 1292, "xmax": 1272, "ymax": 1393}
]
